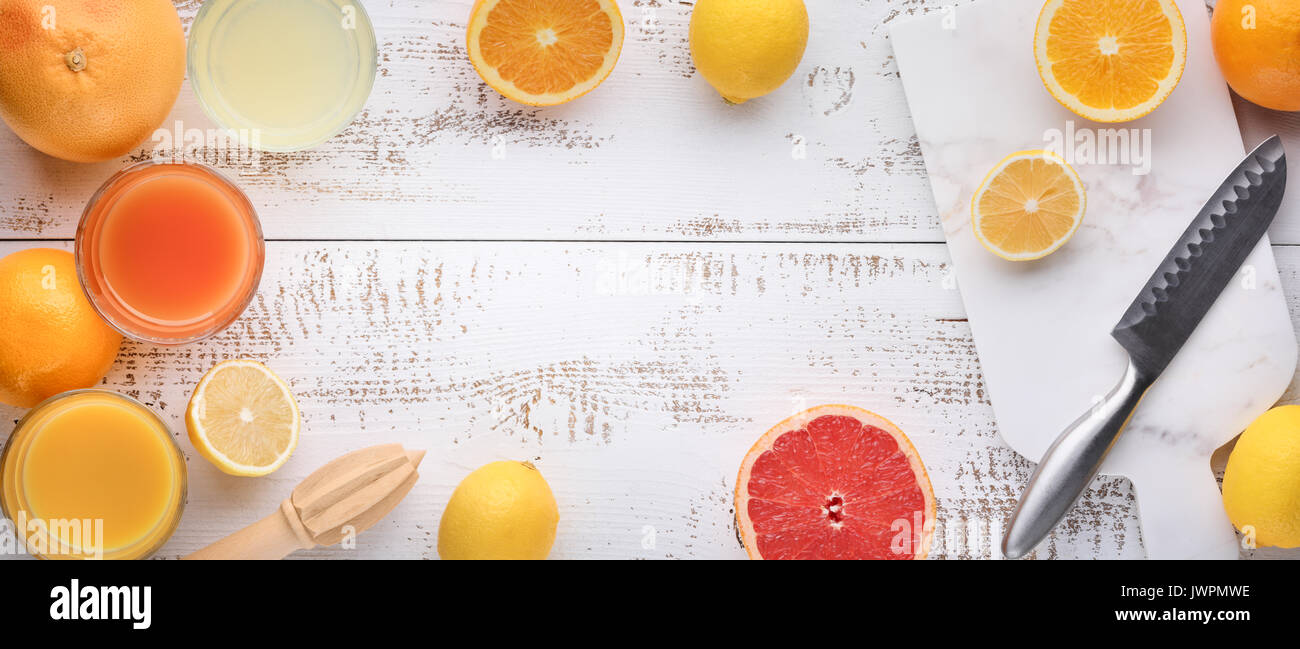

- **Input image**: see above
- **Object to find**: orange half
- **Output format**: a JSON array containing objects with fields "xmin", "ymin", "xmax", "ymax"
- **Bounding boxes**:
[
  {"xmin": 1034, "ymin": 0, "xmax": 1187, "ymax": 123},
  {"xmin": 466, "ymin": 0, "xmax": 625, "ymax": 106}
]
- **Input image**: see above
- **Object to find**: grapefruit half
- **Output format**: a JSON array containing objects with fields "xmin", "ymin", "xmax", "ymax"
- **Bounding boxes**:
[{"xmin": 736, "ymin": 405, "xmax": 935, "ymax": 560}]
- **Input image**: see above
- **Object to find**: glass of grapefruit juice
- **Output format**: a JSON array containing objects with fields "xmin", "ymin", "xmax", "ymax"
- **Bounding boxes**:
[
  {"xmin": 76, "ymin": 161, "xmax": 264, "ymax": 345},
  {"xmin": 0, "ymin": 390, "xmax": 186, "ymax": 560}
]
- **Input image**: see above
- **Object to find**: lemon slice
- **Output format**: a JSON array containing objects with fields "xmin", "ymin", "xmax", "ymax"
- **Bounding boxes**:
[
  {"xmin": 971, "ymin": 150, "xmax": 1086, "ymax": 262},
  {"xmin": 186, "ymin": 360, "xmax": 300, "ymax": 477}
]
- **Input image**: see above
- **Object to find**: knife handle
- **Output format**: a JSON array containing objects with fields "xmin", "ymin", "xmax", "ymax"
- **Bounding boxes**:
[{"xmin": 1001, "ymin": 358, "xmax": 1155, "ymax": 559}]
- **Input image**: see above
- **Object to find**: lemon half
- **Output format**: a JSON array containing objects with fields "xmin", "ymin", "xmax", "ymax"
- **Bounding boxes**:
[
  {"xmin": 186, "ymin": 360, "xmax": 300, "ymax": 477},
  {"xmin": 971, "ymin": 150, "xmax": 1086, "ymax": 262}
]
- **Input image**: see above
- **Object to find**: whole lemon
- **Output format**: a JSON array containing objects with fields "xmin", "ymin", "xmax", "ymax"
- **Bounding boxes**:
[
  {"xmin": 1211, "ymin": 0, "xmax": 1300, "ymax": 112},
  {"xmin": 1222, "ymin": 405, "xmax": 1300, "ymax": 548},
  {"xmin": 438, "ymin": 461, "xmax": 559, "ymax": 560},
  {"xmin": 0, "ymin": 248, "xmax": 122, "ymax": 408},
  {"xmin": 689, "ymin": 0, "xmax": 809, "ymax": 104}
]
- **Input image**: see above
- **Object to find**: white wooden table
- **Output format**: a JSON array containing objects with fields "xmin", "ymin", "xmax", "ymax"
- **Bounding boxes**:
[{"xmin": 2, "ymin": 0, "xmax": 1295, "ymax": 559}]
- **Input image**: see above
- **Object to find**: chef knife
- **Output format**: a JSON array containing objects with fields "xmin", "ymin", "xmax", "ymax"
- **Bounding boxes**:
[{"xmin": 1001, "ymin": 135, "xmax": 1287, "ymax": 560}]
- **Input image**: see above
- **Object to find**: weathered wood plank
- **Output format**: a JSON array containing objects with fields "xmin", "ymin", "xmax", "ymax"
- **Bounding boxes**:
[
  {"xmin": 4, "ymin": 2, "xmax": 1292, "ymax": 244},
  {"xmin": 0, "ymin": 0, "xmax": 945, "ymax": 242},
  {"xmin": 2, "ymin": 0, "xmax": 1296, "ymax": 561},
  {"xmin": 0, "ymin": 241, "xmax": 1165, "ymax": 559}
]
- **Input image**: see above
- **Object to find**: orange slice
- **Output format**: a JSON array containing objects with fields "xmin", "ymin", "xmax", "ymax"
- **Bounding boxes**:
[
  {"xmin": 736, "ymin": 405, "xmax": 936, "ymax": 560},
  {"xmin": 1034, "ymin": 0, "xmax": 1187, "ymax": 123},
  {"xmin": 971, "ymin": 151, "xmax": 1086, "ymax": 262},
  {"xmin": 466, "ymin": 0, "xmax": 625, "ymax": 106}
]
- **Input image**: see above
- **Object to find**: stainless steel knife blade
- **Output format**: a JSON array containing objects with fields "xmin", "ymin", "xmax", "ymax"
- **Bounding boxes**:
[
  {"xmin": 1002, "ymin": 135, "xmax": 1288, "ymax": 560},
  {"xmin": 1112, "ymin": 135, "xmax": 1288, "ymax": 376}
]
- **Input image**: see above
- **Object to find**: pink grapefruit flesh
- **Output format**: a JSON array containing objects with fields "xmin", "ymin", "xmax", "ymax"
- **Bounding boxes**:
[{"xmin": 736, "ymin": 405, "xmax": 935, "ymax": 560}]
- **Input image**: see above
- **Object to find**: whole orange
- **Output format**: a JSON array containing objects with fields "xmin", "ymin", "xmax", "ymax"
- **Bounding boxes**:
[
  {"xmin": 0, "ymin": 0, "xmax": 185, "ymax": 162},
  {"xmin": 0, "ymin": 249, "xmax": 122, "ymax": 408},
  {"xmin": 1211, "ymin": 0, "xmax": 1300, "ymax": 112}
]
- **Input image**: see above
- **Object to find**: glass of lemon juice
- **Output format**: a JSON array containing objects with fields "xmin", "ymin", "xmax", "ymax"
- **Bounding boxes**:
[{"xmin": 188, "ymin": 0, "xmax": 378, "ymax": 152}]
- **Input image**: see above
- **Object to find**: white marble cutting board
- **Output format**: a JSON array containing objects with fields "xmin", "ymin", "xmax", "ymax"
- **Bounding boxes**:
[{"xmin": 892, "ymin": 0, "xmax": 1296, "ymax": 559}]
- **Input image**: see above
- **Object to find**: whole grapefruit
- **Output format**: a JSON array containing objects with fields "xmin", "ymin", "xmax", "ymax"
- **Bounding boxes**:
[
  {"xmin": 1211, "ymin": 0, "xmax": 1300, "ymax": 112},
  {"xmin": 0, "ymin": 0, "xmax": 185, "ymax": 162},
  {"xmin": 0, "ymin": 248, "xmax": 122, "ymax": 408}
]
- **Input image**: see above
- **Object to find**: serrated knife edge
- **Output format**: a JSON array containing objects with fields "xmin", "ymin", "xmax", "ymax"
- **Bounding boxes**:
[{"xmin": 1111, "ymin": 135, "xmax": 1287, "ymax": 375}]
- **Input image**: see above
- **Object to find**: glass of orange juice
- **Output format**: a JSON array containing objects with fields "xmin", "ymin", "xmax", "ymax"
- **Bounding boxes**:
[
  {"xmin": 0, "ymin": 390, "xmax": 187, "ymax": 560},
  {"xmin": 76, "ymin": 161, "xmax": 265, "ymax": 345}
]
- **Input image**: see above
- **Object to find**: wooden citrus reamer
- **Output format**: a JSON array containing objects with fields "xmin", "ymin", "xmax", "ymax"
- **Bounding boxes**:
[{"xmin": 186, "ymin": 444, "xmax": 424, "ymax": 560}]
